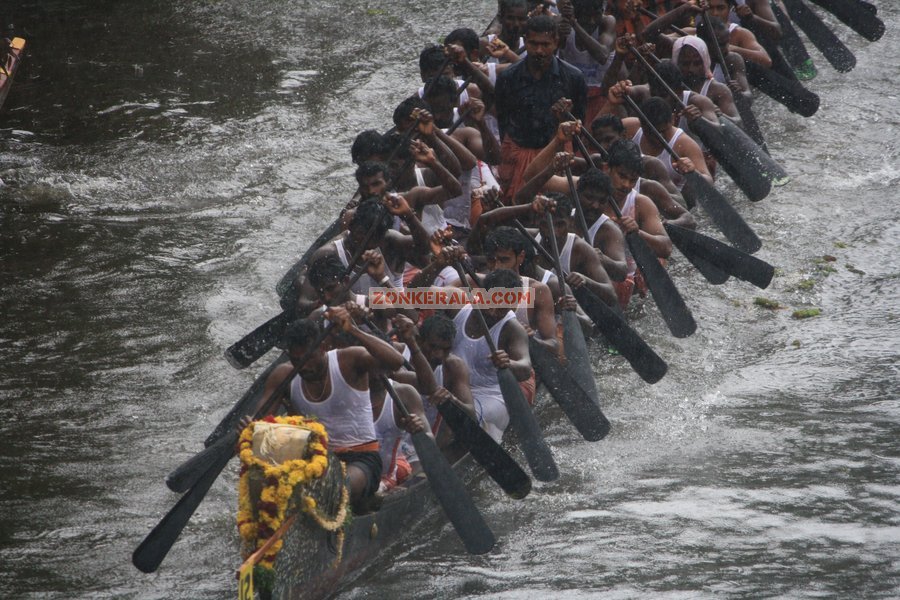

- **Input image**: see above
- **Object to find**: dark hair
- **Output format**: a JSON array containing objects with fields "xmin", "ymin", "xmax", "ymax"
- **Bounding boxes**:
[
  {"xmin": 650, "ymin": 59, "xmax": 685, "ymax": 96},
  {"xmin": 308, "ymin": 255, "xmax": 346, "ymax": 289},
  {"xmin": 639, "ymin": 97, "xmax": 674, "ymax": 130},
  {"xmin": 483, "ymin": 268, "xmax": 522, "ymax": 290},
  {"xmin": 591, "ymin": 113, "xmax": 624, "ymax": 135},
  {"xmin": 607, "ymin": 140, "xmax": 644, "ymax": 175},
  {"xmin": 351, "ymin": 129, "xmax": 388, "ymax": 164},
  {"xmin": 445, "ymin": 28, "xmax": 479, "ymax": 55},
  {"xmin": 420, "ymin": 313, "xmax": 456, "ymax": 340},
  {"xmin": 422, "ymin": 75, "xmax": 459, "ymax": 101},
  {"xmin": 525, "ymin": 14, "xmax": 558, "ymax": 36},
  {"xmin": 350, "ymin": 198, "xmax": 393, "ymax": 238},
  {"xmin": 354, "ymin": 160, "xmax": 390, "ymax": 184},
  {"xmin": 383, "ymin": 131, "xmax": 412, "ymax": 160},
  {"xmin": 500, "ymin": 0, "xmax": 528, "ymax": 15},
  {"xmin": 419, "ymin": 44, "xmax": 447, "ymax": 78},
  {"xmin": 392, "ymin": 94, "xmax": 429, "ymax": 127},
  {"xmin": 576, "ymin": 167, "xmax": 614, "ymax": 196},
  {"xmin": 485, "ymin": 226, "xmax": 528, "ymax": 258},
  {"xmin": 545, "ymin": 190, "xmax": 574, "ymax": 218},
  {"xmin": 282, "ymin": 318, "xmax": 322, "ymax": 351}
]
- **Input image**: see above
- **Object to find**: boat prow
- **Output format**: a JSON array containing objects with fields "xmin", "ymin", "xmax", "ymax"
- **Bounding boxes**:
[{"xmin": 0, "ymin": 37, "xmax": 26, "ymax": 112}]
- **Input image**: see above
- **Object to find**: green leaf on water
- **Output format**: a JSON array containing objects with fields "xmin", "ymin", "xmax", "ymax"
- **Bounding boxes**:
[
  {"xmin": 792, "ymin": 308, "xmax": 821, "ymax": 319},
  {"xmin": 754, "ymin": 297, "xmax": 782, "ymax": 310}
]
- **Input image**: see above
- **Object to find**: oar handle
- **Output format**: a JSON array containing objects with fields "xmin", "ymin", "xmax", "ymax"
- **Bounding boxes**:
[
  {"xmin": 622, "ymin": 94, "xmax": 683, "ymax": 163},
  {"xmin": 563, "ymin": 110, "xmax": 610, "ymax": 162},
  {"xmin": 627, "ymin": 46, "xmax": 687, "ymax": 110},
  {"xmin": 446, "ymin": 106, "xmax": 473, "ymax": 135},
  {"xmin": 564, "ymin": 165, "xmax": 591, "ymax": 236},
  {"xmin": 379, "ymin": 374, "xmax": 412, "ymax": 420},
  {"xmin": 542, "ymin": 212, "xmax": 572, "ymax": 296},
  {"xmin": 452, "ymin": 261, "xmax": 500, "ymax": 356},
  {"xmin": 362, "ymin": 316, "xmax": 414, "ymax": 371},
  {"xmin": 702, "ymin": 12, "xmax": 735, "ymax": 81},
  {"xmin": 511, "ymin": 219, "xmax": 557, "ymax": 267},
  {"xmin": 637, "ymin": 6, "xmax": 689, "ymax": 37}
]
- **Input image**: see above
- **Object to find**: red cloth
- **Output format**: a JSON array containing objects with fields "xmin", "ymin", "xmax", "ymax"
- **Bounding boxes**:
[
  {"xmin": 585, "ymin": 87, "xmax": 609, "ymax": 132},
  {"xmin": 519, "ymin": 370, "xmax": 537, "ymax": 406},
  {"xmin": 613, "ymin": 275, "xmax": 636, "ymax": 310},
  {"xmin": 498, "ymin": 137, "xmax": 543, "ymax": 205}
]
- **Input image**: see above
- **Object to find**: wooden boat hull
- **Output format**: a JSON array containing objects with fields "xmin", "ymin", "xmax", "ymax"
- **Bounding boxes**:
[
  {"xmin": 271, "ymin": 451, "xmax": 472, "ymax": 600},
  {"xmin": 0, "ymin": 37, "xmax": 26, "ymax": 112}
]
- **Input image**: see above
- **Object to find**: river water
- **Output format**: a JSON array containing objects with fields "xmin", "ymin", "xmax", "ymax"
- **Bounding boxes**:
[{"xmin": 0, "ymin": 1, "xmax": 897, "ymax": 598}]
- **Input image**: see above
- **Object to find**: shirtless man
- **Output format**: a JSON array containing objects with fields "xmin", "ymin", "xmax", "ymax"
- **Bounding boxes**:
[{"xmin": 249, "ymin": 310, "xmax": 406, "ymax": 512}]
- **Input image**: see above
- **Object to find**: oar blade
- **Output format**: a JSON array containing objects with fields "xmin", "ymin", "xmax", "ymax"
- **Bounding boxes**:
[
  {"xmin": 571, "ymin": 286, "xmax": 668, "ymax": 384},
  {"xmin": 497, "ymin": 368, "xmax": 559, "ymax": 482},
  {"xmin": 745, "ymin": 61, "xmax": 820, "ymax": 117},
  {"xmin": 667, "ymin": 227, "xmax": 731, "ymax": 285},
  {"xmin": 530, "ymin": 337, "xmax": 610, "ymax": 442},
  {"xmin": 410, "ymin": 430, "xmax": 496, "ymax": 554},
  {"xmin": 682, "ymin": 172, "xmax": 762, "ymax": 254},
  {"xmin": 665, "ymin": 223, "xmax": 775, "ymax": 289},
  {"xmin": 718, "ymin": 117, "xmax": 790, "ymax": 188},
  {"xmin": 438, "ymin": 400, "xmax": 532, "ymax": 499},
  {"xmin": 783, "ymin": 0, "xmax": 857, "ymax": 72},
  {"xmin": 689, "ymin": 117, "xmax": 772, "ymax": 202},
  {"xmin": 626, "ymin": 232, "xmax": 697, "ymax": 338},
  {"xmin": 809, "ymin": 0, "xmax": 885, "ymax": 41},
  {"xmin": 132, "ymin": 447, "xmax": 234, "ymax": 573},
  {"xmin": 558, "ymin": 310, "xmax": 612, "ymax": 438},
  {"xmin": 224, "ymin": 311, "xmax": 289, "ymax": 370}
]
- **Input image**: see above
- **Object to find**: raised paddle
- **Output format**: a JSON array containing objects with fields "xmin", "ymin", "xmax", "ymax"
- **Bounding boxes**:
[
  {"xmin": 743, "ymin": 59, "xmax": 820, "ymax": 117},
  {"xmin": 511, "ymin": 219, "xmax": 668, "ymax": 385},
  {"xmin": 458, "ymin": 257, "xmax": 610, "ymax": 441},
  {"xmin": 781, "ymin": 0, "xmax": 856, "ymax": 72},
  {"xmin": 663, "ymin": 222, "xmax": 775, "ymax": 289},
  {"xmin": 627, "ymin": 47, "xmax": 773, "ymax": 202},
  {"xmin": 701, "ymin": 12, "xmax": 769, "ymax": 153},
  {"xmin": 565, "ymin": 147, "xmax": 696, "ymax": 338},
  {"xmin": 452, "ymin": 261, "xmax": 559, "ymax": 482},
  {"xmin": 808, "ymin": 0, "xmax": 885, "ymax": 42},
  {"xmin": 538, "ymin": 211, "xmax": 611, "ymax": 440},
  {"xmin": 379, "ymin": 375, "xmax": 496, "ymax": 554},
  {"xmin": 615, "ymin": 96, "xmax": 762, "ymax": 254}
]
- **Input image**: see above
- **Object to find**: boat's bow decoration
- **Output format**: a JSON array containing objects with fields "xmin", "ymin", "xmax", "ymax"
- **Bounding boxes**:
[{"xmin": 237, "ymin": 416, "xmax": 348, "ymax": 600}]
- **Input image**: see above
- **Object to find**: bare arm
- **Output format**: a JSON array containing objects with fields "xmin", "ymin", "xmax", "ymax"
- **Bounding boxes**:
[{"xmin": 639, "ymin": 178, "xmax": 696, "ymax": 230}]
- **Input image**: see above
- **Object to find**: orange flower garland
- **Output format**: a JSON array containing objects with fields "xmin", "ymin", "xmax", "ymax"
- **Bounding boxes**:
[{"xmin": 236, "ymin": 415, "xmax": 330, "ymax": 570}]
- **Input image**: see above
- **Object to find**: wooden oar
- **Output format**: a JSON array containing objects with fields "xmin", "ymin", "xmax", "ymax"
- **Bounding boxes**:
[
  {"xmin": 627, "ymin": 47, "xmax": 773, "ymax": 202},
  {"xmin": 539, "ymin": 211, "xmax": 611, "ymax": 440},
  {"xmin": 566, "ymin": 145, "xmax": 696, "ymax": 338},
  {"xmin": 743, "ymin": 59, "xmax": 820, "ymax": 117},
  {"xmin": 701, "ymin": 13, "xmax": 768, "ymax": 153},
  {"xmin": 808, "ymin": 0, "xmax": 884, "ymax": 42},
  {"xmin": 458, "ymin": 257, "xmax": 610, "ymax": 441},
  {"xmin": 379, "ymin": 376, "xmax": 496, "ymax": 554},
  {"xmin": 781, "ymin": 0, "xmax": 856, "ymax": 72},
  {"xmin": 615, "ymin": 96, "xmax": 762, "ymax": 254},
  {"xmin": 511, "ymin": 219, "xmax": 668, "ymax": 384},
  {"xmin": 274, "ymin": 215, "xmax": 347, "ymax": 300},
  {"xmin": 663, "ymin": 222, "xmax": 775, "ymax": 289},
  {"xmin": 452, "ymin": 261, "xmax": 559, "ymax": 482}
]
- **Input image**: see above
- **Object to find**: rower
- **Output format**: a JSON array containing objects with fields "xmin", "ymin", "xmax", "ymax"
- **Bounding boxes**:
[
  {"xmin": 484, "ymin": 226, "xmax": 559, "ymax": 355},
  {"xmin": 480, "ymin": 0, "xmax": 528, "ymax": 64},
  {"xmin": 250, "ymin": 310, "xmax": 406, "ymax": 513},
  {"xmin": 391, "ymin": 313, "xmax": 478, "ymax": 461},
  {"xmin": 706, "ymin": 0, "xmax": 772, "ymax": 67},
  {"xmin": 368, "ymin": 373, "xmax": 429, "ymax": 493},
  {"xmin": 444, "ymin": 268, "xmax": 534, "ymax": 440},
  {"xmin": 295, "ymin": 196, "xmax": 431, "ymax": 313},
  {"xmin": 671, "ymin": 35, "xmax": 740, "ymax": 122},
  {"xmin": 695, "ymin": 17, "xmax": 753, "ymax": 101}
]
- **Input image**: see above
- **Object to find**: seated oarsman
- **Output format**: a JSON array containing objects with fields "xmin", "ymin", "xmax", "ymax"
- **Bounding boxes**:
[
  {"xmin": 705, "ymin": 0, "xmax": 773, "ymax": 68},
  {"xmin": 445, "ymin": 27, "xmax": 505, "ymax": 145},
  {"xmin": 696, "ymin": 16, "xmax": 754, "ymax": 98},
  {"xmin": 248, "ymin": 309, "xmax": 406, "ymax": 513},
  {"xmin": 351, "ymin": 129, "xmax": 390, "ymax": 165},
  {"xmin": 368, "ymin": 369, "xmax": 429, "ymax": 493},
  {"xmin": 439, "ymin": 268, "xmax": 535, "ymax": 441},
  {"xmin": 671, "ymin": 36, "xmax": 740, "ymax": 122},
  {"xmin": 605, "ymin": 87, "xmax": 713, "ymax": 191},
  {"xmin": 295, "ymin": 196, "xmax": 431, "ymax": 313},
  {"xmin": 591, "ymin": 114, "xmax": 684, "ymax": 201},
  {"xmin": 390, "ymin": 313, "xmax": 478, "ymax": 461}
]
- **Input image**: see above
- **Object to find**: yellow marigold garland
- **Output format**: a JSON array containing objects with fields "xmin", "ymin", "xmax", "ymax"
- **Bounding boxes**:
[{"xmin": 236, "ymin": 415, "xmax": 332, "ymax": 571}]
